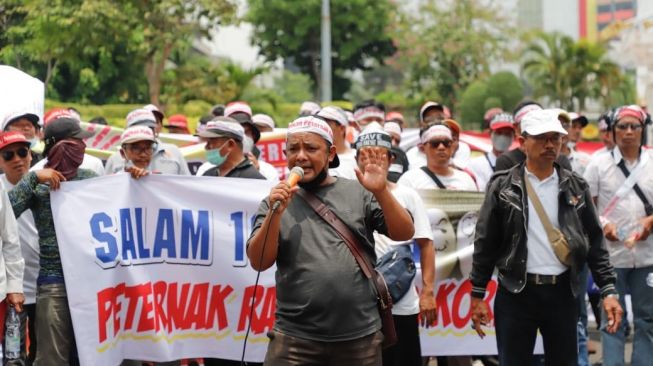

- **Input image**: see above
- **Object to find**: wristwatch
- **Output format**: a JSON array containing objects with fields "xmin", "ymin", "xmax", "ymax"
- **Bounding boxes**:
[{"xmin": 604, "ymin": 293, "xmax": 620, "ymax": 300}]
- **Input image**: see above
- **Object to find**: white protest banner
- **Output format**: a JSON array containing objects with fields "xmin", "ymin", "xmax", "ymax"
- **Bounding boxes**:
[{"xmin": 52, "ymin": 174, "xmax": 275, "ymax": 365}]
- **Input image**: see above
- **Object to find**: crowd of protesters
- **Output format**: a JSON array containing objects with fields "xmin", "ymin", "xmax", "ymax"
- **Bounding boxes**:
[{"xmin": 0, "ymin": 96, "xmax": 650, "ymax": 366}]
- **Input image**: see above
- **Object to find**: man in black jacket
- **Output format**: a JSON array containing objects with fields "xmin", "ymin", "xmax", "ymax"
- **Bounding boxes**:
[{"xmin": 469, "ymin": 108, "xmax": 622, "ymax": 366}]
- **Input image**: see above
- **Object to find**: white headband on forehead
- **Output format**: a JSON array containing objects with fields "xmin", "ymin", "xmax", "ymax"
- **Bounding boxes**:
[
  {"xmin": 421, "ymin": 124, "xmax": 452, "ymax": 144},
  {"xmin": 383, "ymin": 121, "xmax": 402, "ymax": 136},
  {"xmin": 353, "ymin": 107, "xmax": 385, "ymax": 122},
  {"xmin": 287, "ymin": 116, "xmax": 334, "ymax": 144}
]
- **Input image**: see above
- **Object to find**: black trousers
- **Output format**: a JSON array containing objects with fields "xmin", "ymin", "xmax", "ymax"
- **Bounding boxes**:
[
  {"xmin": 494, "ymin": 277, "xmax": 578, "ymax": 366},
  {"xmin": 382, "ymin": 314, "xmax": 422, "ymax": 366}
]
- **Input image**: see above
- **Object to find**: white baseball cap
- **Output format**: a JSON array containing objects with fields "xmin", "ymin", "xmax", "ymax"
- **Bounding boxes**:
[
  {"xmin": 252, "ymin": 114, "xmax": 275, "ymax": 129},
  {"xmin": 121, "ymin": 126, "xmax": 156, "ymax": 145},
  {"xmin": 316, "ymin": 106, "xmax": 348, "ymax": 126},
  {"xmin": 520, "ymin": 109, "xmax": 569, "ymax": 136}
]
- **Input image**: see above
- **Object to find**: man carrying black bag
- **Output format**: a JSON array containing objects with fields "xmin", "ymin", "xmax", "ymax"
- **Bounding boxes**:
[
  {"xmin": 247, "ymin": 116, "xmax": 414, "ymax": 366},
  {"xmin": 355, "ymin": 124, "xmax": 436, "ymax": 366}
]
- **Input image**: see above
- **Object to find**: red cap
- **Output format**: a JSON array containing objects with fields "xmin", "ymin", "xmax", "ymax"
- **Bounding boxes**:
[
  {"xmin": 0, "ymin": 131, "xmax": 29, "ymax": 150},
  {"xmin": 166, "ymin": 114, "xmax": 189, "ymax": 128},
  {"xmin": 44, "ymin": 108, "xmax": 81, "ymax": 125}
]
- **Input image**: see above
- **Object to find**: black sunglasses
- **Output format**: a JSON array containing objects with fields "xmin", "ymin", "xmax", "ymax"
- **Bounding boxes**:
[
  {"xmin": 1, "ymin": 147, "xmax": 29, "ymax": 161},
  {"xmin": 427, "ymin": 139, "xmax": 453, "ymax": 148}
]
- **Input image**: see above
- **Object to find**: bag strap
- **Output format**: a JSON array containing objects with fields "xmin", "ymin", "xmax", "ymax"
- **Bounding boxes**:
[
  {"xmin": 524, "ymin": 176, "xmax": 560, "ymax": 243},
  {"xmin": 420, "ymin": 166, "xmax": 446, "ymax": 189},
  {"xmin": 295, "ymin": 189, "xmax": 375, "ymax": 279},
  {"xmin": 484, "ymin": 153, "xmax": 495, "ymax": 172},
  {"xmin": 616, "ymin": 160, "xmax": 653, "ymax": 216}
]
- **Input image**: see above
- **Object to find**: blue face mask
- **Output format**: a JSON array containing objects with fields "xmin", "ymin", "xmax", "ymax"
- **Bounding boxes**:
[{"xmin": 206, "ymin": 142, "xmax": 229, "ymax": 167}]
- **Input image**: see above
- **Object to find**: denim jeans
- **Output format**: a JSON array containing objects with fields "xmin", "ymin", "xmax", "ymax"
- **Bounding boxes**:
[
  {"xmin": 601, "ymin": 266, "xmax": 653, "ymax": 366},
  {"xmin": 577, "ymin": 265, "xmax": 590, "ymax": 366}
]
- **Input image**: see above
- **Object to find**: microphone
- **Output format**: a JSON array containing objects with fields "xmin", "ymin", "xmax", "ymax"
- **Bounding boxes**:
[{"xmin": 272, "ymin": 166, "xmax": 304, "ymax": 211}]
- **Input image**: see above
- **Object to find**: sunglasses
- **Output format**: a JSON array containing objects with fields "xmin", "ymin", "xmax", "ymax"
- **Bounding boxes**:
[
  {"xmin": 1, "ymin": 147, "xmax": 29, "ymax": 161},
  {"xmin": 427, "ymin": 139, "xmax": 452, "ymax": 148},
  {"xmin": 615, "ymin": 123, "xmax": 643, "ymax": 131}
]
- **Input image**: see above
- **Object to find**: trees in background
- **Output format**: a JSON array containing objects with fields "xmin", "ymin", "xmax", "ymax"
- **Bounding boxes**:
[
  {"xmin": 458, "ymin": 72, "xmax": 524, "ymax": 128},
  {"xmin": 247, "ymin": 0, "xmax": 396, "ymax": 100}
]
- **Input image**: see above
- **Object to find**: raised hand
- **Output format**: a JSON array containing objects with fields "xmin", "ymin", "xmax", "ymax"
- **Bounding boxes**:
[{"xmin": 354, "ymin": 147, "xmax": 388, "ymax": 194}]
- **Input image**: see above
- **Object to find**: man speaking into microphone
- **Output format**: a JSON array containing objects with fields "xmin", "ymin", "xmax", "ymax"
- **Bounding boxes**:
[{"xmin": 247, "ymin": 116, "xmax": 415, "ymax": 366}]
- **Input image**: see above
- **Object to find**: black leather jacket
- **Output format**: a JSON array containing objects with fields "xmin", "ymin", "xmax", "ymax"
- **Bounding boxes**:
[{"xmin": 470, "ymin": 163, "xmax": 617, "ymax": 299}]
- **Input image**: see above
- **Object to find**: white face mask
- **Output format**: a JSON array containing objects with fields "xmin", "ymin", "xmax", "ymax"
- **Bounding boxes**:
[
  {"xmin": 243, "ymin": 135, "xmax": 254, "ymax": 154},
  {"xmin": 491, "ymin": 134, "xmax": 513, "ymax": 152},
  {"xmin": 567, "ymin": 141, "xmax": 576, "ymax": 150},
  {"xmin": 29, "ymin": 137, "xmax": 40, "ymax": 148}
]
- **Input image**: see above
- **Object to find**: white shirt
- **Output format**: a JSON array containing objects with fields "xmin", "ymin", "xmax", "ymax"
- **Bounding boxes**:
[
  {"xmin": 104, "ymin": 141, "xmax": 190, "ymax": 176},
  {"xmin": 584, "ymin": 148, "xmax": 653, "ymax": 268},
  {"xmin": 0, "ymin": 175, "xmax": 38, "ymax": 304},
  {"xmin": 329, "ymin": 149, "xmax": 357, "ymax": 180},
  {"xmin": 374, "ymin": 184, "xmax": 433, "ymax": 315},
  {"xmin": 397, "ymin": 167, "xmax": 478, "ymax": 191},
  {"xmin": 406, "ymin": 142, "xmax": 472, "ymax": 170},
  {"xmin": 568, "ymin": 149, "xmax": 591, "ymax": 176},
  {"xmin": 0, "ymin": 187, "xmax": 24, "ymax": 301},
  {"xmin": 468, "ymin": 151, "xmax": 498, "ymax": 191},
  {"xmin": 32, "ymin": 153, "xmax": 105, "ymax": 176},
  {"xmin": 525, "ymin": 168, "xmax": 568, "ymax": 275}
]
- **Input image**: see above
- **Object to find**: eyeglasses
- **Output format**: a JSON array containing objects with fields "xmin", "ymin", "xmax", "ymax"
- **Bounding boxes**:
[
  {"xmin": 427, "ymin": 139, "xmax": 453, "ymax": 148},
  {"xmin": 526, "ymin": 134, "xmax": 563, "ymax": 144},
  {"xmin": 1, "ymin": 147, "xmax": 29, "ymax": 161},
  {"xmin": 125, "ymin": 143, "xmax": 157, "ymax": 154},
  {"xmin": 615, "ymin": 123, "xmax": 643, "ymax": 131}
]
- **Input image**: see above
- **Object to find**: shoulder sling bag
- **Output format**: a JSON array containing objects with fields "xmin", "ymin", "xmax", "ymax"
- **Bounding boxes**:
[
  {"xmin": 295, "ymin": 189, "xmax": 398, "ymax": 348},
  {"xmin": 524, "ymin": 177, "xmax": 573, "ymax": 266},
  {"xmin": 616, "ymin": 160, "xmax": 653, "ymax": 216},
  {"xmin": 420, "ymin": 166, "xmax": 446, "ymax": 189}
]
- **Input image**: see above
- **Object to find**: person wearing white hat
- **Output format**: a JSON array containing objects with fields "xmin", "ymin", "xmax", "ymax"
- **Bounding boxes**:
[
  {"xmin": 398, "ymin": 124, "xmax": 477, "ymax": 191},
  {"xmin": 354, "ymin": 127, "xmax": 436, "ymax": 366},
  {"xmin": 104, "ymin": 108, "xmax": 190, "ymax": 176},
  {"xmin": 252, "ymin": 113, "xmax": 275, "ymax": 133},
  {"xmin": 247, "ymin": 116, "xmax": 415, "ymax": 365},
  {"xmin": 560, "ymin": 112, "xmax": 591, "ymax": 176},
  {"xmin": 298, "ymin": 101, "xmax": 321, "ymax": 116},
  {"xmin": 470, "ymin": 108, "xmax": 622, "ymax": 366},
  {"xmin": 116, "ymin": 126, "xmax": 159, "ymax": 178},
  {"xmin": 198, "ymin": 117, "xmax": 265, "ymax": 179},
  {"xmin": 2, "ymin": 110, "xmax": 43, "ymax": 166},
  {"xmin": 318, "ymin": 106, "xmax": 357, "ymax": 180}
]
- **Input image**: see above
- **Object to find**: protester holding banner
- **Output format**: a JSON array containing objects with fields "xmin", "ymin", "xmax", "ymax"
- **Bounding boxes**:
[
  {"xmin": 0, "ymin": 131, "xmax": 39, "ymax": 365},
  {"xmin": 470, "ymin": 108, "xmax": 622, "ymax": 366},
  {"xmin": 583, "ymin": 105, "xmax": 653, "ymax": 366},
  {"xmin": 2, "ymin": 111, "xmax": 43, "ymax": 166},
  {"xmin": 398, "ymin": 124, "xmax": 477, "ymax": 191},
  {"xmin": 105, "ymin": 108, "xmax": 190, "ymax": 175},
  {"xmin": 8, "ymin": 116, "xmax": 97, "ymax": 365},
  {"xmin": 354, "ymin": 125, "xmax": 436, "ymax": 366},
  {"xmin": 247, "ymin": 116, "xmax": 414, "ymax": 366}
]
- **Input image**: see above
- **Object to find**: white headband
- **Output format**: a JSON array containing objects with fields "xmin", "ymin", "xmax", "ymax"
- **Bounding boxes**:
[
  {"xmin": 287, "ymin": 116, "xmax": 334, "ymax": 144},
  {"xmin": 421, "ymin": 124, "xmax": 452, "ymax": 143}
]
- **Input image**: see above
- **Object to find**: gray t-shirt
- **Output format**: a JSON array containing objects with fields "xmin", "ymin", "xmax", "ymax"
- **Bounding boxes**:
[{"xmin": 248, "ymin": 178, "xmax": 388, "ymax": 342}]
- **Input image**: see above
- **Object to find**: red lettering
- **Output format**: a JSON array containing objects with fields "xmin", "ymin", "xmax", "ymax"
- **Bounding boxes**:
[
  {"xmin": 123, "ymin": 284, "xmax": 144, "ymax": 331},
  {"xmin": 205, "ymin": 285, "xmax": 234, "ymax": 331},
  {"xmin": 167, "ymin": 283, "xmax": 191, "ymax": 332},
  {"xmin": 237, "ymin": 285, "xmax": 265, "ymax": 332},
  {"xmin": 452, "ymin": 280, "xmax": 472, "ymax": 329},
  {"xmin": 435, "ymin": 282, "xmax": 456, "ymax": 327},
  {"xmin": 153, "ymin": 281, "xmax": 168, "ymax": 332},
  {"xmin": 185, "ymin": 283, "xmax": 209, "ymax": 330},
  {"xmin": 97, "ymin": 288, "xmax": 113, "ymax": 343},
  {"xmin": 255, "ymin": 286, "xmax": 275, "ymax": 334},
  {"xmin": 136, "ymin": 282, "xmax": 155, "ymax": 332},
  {"xmin": 484, "ymin": 280, "xmax": 498, "ymax": 324}
]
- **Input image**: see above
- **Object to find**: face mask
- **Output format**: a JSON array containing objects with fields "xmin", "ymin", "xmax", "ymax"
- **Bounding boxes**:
[
  {"xmin": 491, "ymin": 134, "xmax": 513, "ymax": 152},
  {"xmin": 243, "ymin": 136, "xmax": 254, "ymax": 154},
  {"xmin": 567, "ymin": 141, "xmax": 576, "ymax": 150},
  {"xmin": 29, "ymin": 137, "xmax": 39, "ymax": 148},
  {"xmin": 206, "ymin": 142, "xmax": 229, "ymax": 167}
]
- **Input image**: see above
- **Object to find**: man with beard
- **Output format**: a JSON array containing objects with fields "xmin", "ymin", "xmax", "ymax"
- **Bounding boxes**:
[
  {"xmin": 247, "ymin": 116, "xmax": 415, "ymax": 366},
  {"xmin": 9, "ymin": 117, "xmax": 97, "ymax": 365}
]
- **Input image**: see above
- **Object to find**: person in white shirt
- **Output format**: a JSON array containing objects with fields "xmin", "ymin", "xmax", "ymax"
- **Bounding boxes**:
[
  {"xmin": 105, "ymin": 108, "xmax": 190, "ymax": 175},
  {"xmin": 354, "ymin": 126, "xmax": 436, "ymax": 366},
  {"xmin": 468, "ymin": 113, "xmax": 515, "ymax": 191},
  {"xmin": 584, "ymin": 105, "xmax": 653, "ymax": 366},
  {"xmin": 398, "ymin": 124, "xmax": 477, "ymax": 191},
  {"xmin": 562, "ymin": 112, "xmax": 591, "ymax": 176},
  {"xmin": 0, "ymin": 132, "xmax": 30, "ymax": 364},
  {"xmin": 317, "ymin": 106, "xmax": 357, "ymax": 180},
  {"xmin": 592, "ymin": 111, "xmax": 616, "ymax": 157}
]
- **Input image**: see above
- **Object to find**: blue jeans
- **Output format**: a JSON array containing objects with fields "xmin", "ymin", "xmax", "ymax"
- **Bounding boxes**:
[
  {"xmin": 577, "ymin": 265, "xmax": 590, "ymax": 366},
  {"xmin": 601, "ymin": 266, "xmax": 653, "ymax": 366}
]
